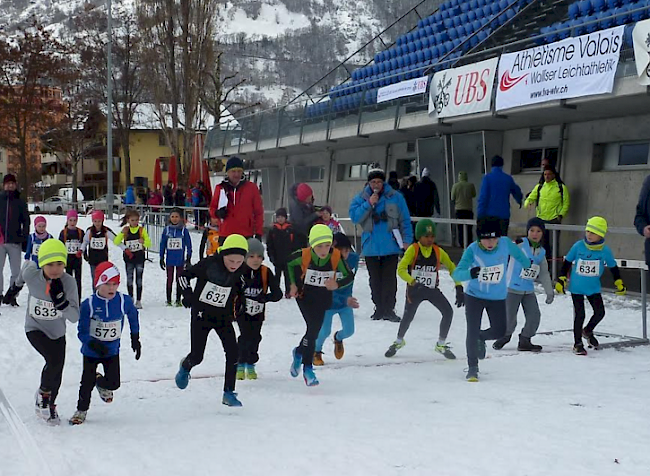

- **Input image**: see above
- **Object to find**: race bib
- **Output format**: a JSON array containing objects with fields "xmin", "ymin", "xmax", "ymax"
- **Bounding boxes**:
[
  {"xmin": 576, "ymin": 259, "xmax": 600, "ymax": 277},
  {"xmin": 304, "ymin": 269, "xmax": 333, "ymax": 287},
  {"xmin": 479, "ymin": 264, "xmax": 504, "ymax": 284},
  {"xmin": 29, "ymin": 297, "xmax": 61, "ymax": 321},
  {"xmin": 125, "ymin": 239, "xmax": 143, "ymax": 252},
  {"xmin": 32, "ymin": 243, "xmax": 41, "ymax": 257},
  {"xmin": 90, "ymin": 237, "xmax": 106, "ymax": 250},
  {"xmin": 90, "ymin": 319, "xmax": 122, "ymax": 342},
  {"xmin": 520, "ymin": 264, "xmax": 540, "ymax": 281},
  {"xmin": 198, "ymin": 283, "xmax": 231, "ymax": 307},
  {"xmin": 412, "ymin": 269, "xmax": 438, "ymax": 288},
  {"xmin": 167, "ymin": 238, "xmax": 182, "ymax": 250},
  {"xmin": 245, "ymin": 299, "xmax": 265, "ymax": 315},
  {"xmin": 66, "ymin": 240, "xmax": 81, "ymax": 253}
]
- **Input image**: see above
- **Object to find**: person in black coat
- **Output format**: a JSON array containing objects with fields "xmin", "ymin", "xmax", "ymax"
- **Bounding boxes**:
[
  {"xmin": 414, "ymin": 168, "xmax": 441, "ymax": 217},
  {"xmin": 634, "ymin": 174, "xmax": 650, "ymax": 267},
  {"xmin": 163, "ymin": 183, "xmax": 174, "ymax": 208},
  {"xmin": 0, "ymin": 174, "xmax": 30, "ymax": 301},
  {"xmin": 288, "ymin": 183, "xmax": 320, "ymax": 248}
]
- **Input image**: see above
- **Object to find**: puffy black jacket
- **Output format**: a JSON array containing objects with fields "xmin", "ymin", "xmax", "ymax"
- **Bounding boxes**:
[
  {"xmin": 634, "ymin": 174, "xmax": 650, "ymax": 265},
  {"xmin": 288, "ymin": 183, "xmax": 318, "ymax": 248},
  {"xmin": 414, "ymin": 176, "xmax": 441, "ymax": 217},
  {"xmin": 0, "ymin": 190, "xmax": 29, "ymax": 245}
]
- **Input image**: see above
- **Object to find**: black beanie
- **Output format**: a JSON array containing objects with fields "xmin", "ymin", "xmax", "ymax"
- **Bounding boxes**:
[
  {"xmin": 226, "ymin": 156, "xmax": 244, "ymax": 172},
  {"xmin": 491, "ymin": 155, "xmax": 504, "ymax": 167},
  {"xmin": 333, "ymin": 232, "xmax": 352, "ymax": 249},
  {"xmin": 275, "ymin": 207, "xmax": 287, "ymax": 218},
  {"xmin": 526, "ymin": 217, "xmax": 546, "ymax": 234},
  {"xmin": 476, "ymin": 217, "xmax": 502, "ymax": 239},
  {"xmin": 367, "ymin": 164, "xmax": 386, "ymax": 182}
]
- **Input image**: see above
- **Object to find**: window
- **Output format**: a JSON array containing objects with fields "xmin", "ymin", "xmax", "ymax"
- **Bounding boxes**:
[
  {"xmin": 159, "ymin": 157, "xmax": 169, "ymax": 172},
  {"xmin": 158, "ymin": 132, "xmax": 167, "ymax": 147},
  {"xmin": 619, "ymin": 143, "xmax": 650, "ymax": 166},
  {"xmin": 517, "ymin": 148, "xmax": 558, "ymax": 171},
  {"xmin": 348, "ymin": 164, "xmax": 369, "ymax": 179}
]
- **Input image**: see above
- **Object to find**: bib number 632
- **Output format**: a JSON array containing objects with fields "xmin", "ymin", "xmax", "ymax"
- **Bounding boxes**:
[{"xmin": 199, "ymin": 283, "xmax": 231, "ymax": 307}]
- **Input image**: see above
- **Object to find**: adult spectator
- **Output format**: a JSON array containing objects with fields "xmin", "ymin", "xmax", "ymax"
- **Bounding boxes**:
[
  {"xmin": 124, "ymin": 184, "xmax": 136, "ymax": 206},
  {"xmin": 387, "ymin": 171, "xmax": 400, "ymax": 192},
  {"xmin": 191, "ymin": 183, "xmax": 204, "ymax": 229},
  {"xmin": 414, "ymin": 168, "xmax": 441, "ymax": 218},
  {"xmin": 399, "ymin": 176, "xmax": 418, "ymax": 217},
  {"xmin": 210, "ymin": 156, "xmax": 263, "ymax": 242},
  {"xmin": 451, "ymin": 171, "xmax": 476, "ymax": 248},
  {"xmin": 634, "ymin": 174, "xmax": 650, "ymax": 268},
  {"xmin": 477, "ymin": 155, "xmax": 523, "ymax": 236},
  {"xmin": 174, "ymin": 186, "xmax": 186, "ymax": 207},
  {"xmin": 163, "ymin": 182, "xmax": 174, "ymax": 208},
  {"xmin": 349, "ymin": 166, "xmax": 413, "ymax": 322},
  {"xmin": 0, "ymin": 174, "xmax": 29, "ymax": 305},
  {"xmin": 147, "ymin": 187, "xmax": 163, "ymax": 212},
  {"xmin": 524, "ymin": 165, "xmax": 570, "ymax": 257},
  {"xmin": 288, "ymin": 182, "xmax": 320, "ymax": 248}
]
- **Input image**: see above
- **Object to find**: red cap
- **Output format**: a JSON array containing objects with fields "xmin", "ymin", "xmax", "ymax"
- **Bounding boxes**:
[
  {"xmin": 94, "ymin": 261, "xmax": 121, "ymax": 287},
  {"xmin": 91, "ymin": 210, "xmax": 105, "ymax": 221},
  {"xmin": 296, "ymin": 183, "xmax": 313, "ymax": 203}
]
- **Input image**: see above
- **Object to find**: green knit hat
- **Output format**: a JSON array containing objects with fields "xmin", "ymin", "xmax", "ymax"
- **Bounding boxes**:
[{"xmin": 415, "ymin": 219, "xmax": 436, "ymax": 240}]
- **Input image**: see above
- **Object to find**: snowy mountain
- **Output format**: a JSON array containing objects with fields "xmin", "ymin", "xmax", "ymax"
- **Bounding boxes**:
[{"xmin": 0, "ymin": 0, "xmax": 427, "ymax": 106}]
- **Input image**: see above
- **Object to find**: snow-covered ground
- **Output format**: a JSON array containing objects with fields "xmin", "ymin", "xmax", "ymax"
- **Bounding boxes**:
[{"xmin": 1, "ymin": 214, "xmax": 650, "ymax": 476}]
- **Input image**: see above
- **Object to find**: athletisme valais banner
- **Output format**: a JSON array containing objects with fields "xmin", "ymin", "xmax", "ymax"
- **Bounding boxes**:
[
  {"xmin": 496, "ymin": 26, "xmax": 624, "ymax": 111},
  {"xmin": 428, "ymin": 57, "xmax": 498, "ymax": 118}
]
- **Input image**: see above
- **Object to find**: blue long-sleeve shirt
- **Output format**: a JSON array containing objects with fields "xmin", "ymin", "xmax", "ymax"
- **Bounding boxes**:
[
  {"xmin": 453, "ymin": 237, "xmax": 530, "ymax": 300},
  {"xmin": 477, "ymin": 167, "xmax": 523, "ymax": 219},
  {"xmin": 24, "ymin": 233, "xmax": 53, "ymax": 265},
  {"xmin": 160, "ymin": 224, "xmax": 193, "ymax": 266},
  {"xmin": 78, "ymin": 292, "xmax": 140, "ymax": 358},
  {"xmin": 331, "ymin": 252, "xmax": 359, "ymax": 310}
]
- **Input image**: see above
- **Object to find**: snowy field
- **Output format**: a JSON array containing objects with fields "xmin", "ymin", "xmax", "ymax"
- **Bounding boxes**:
[{"xmin": 1, "ymin": 214, "xmax": 650, "ymax": 476}]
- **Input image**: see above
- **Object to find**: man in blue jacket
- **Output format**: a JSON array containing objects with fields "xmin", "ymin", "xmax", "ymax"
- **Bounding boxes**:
[
  {"xmin": 349, "ymin": 166, "xmax": 413, "ymax": 322},
  {"xmin": 477, "ymin": 155, "xmax": 523, "ymax": 237},
  {"xmin": 635, "ymin": 174, "xmax": 650, "ymax": 268}
]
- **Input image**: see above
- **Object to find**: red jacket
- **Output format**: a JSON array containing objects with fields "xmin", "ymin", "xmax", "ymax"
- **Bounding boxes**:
[{"xmin": 210, "ymin": 179, "xmax": 264, "ymax": 237}]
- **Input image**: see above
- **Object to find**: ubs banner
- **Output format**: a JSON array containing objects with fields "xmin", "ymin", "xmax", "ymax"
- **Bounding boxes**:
[
  {"xmin": 496, "ymin": 25, "xmax": 624, "ymax": 111},
  {"xmin": 428, "ymin": 57, "xmax": 498, "ymax": 118}
]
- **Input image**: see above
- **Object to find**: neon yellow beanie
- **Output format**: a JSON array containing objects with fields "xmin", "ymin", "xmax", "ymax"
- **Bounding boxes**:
[
  {"xmin": 586, "ymin": 216, "xmax": 608, "ymax": 238},
  {"xmin": 309, "ymin": 224, "xmax": 333, "ymax": 248},
  {"xmin": 218, "ymin": 234, "xmax": 249, "ymax": 256},
  {"xmin": 38, "ymin": 239, "xmax": 68, "ymax": 267}
]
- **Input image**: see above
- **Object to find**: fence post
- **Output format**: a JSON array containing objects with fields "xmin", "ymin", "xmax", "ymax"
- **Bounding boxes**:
[
  {"xmin": 552, "ymin": 229, "xmax": 558, "ymax": 281},
  {"xmin": 463, "ymin": 224, "xmax": 468, "ymax": 250},
  {"xmin": 642, "ymin": 268, "xmax": 647, "ymax": 340}
]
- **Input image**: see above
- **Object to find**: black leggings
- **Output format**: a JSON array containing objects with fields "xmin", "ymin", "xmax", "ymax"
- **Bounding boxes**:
[
  {"xmin": 77, "ymin": 355, "xmax": 120, "ymax": 411},
  {"xmin": 571, "ymin": 293, "xmax": 605, "ymax": 345},
  {"xmin": 66, "ymin": 257, "xmax": 82, "ymax": 300},
  {"xmin": 398, "ymin": 286, "xmax": 454, "ymax": 341},
  {"xmin": 126, "ymin": 262, "xmax": 144, "ymax": 300},
  {"xmin": 182, "ymin": 316, "xmax": 238, "ymax": 392},
  {"xmin": 166, "ymin": 266, "xmax": 183, "ymax": 303},
  {"xmin": 238, "ymin": 318, "xmax": 264, "ymax": 365},
  {"xmin": 296, "ymin": 297, "xmax": 330, "ymax": 367},
  {"xmin": 26, "ymin": 331, "xmax": 66, "ymax": 404}
]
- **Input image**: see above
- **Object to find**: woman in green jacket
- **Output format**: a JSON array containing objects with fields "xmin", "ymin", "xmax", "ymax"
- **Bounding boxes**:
[{"xmin": 524, "ymin": 166, "xmax": 570, "ymax": 257}]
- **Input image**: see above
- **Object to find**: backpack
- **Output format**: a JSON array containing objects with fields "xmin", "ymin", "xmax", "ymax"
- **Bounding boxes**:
[
  {"xmin": 62, "ymin": 227, "xmax": 84, "ymax": 242},
  {"xmin": 410, "ymin": 243, "xmax": 441, "ymax": 272},
  {"xmin": 300, "ymin": 247, "xmax": 341, "ymax": 280},
  {"xmin": 261, "ymin": 265, "xmax": 269, "ymax": 294}
]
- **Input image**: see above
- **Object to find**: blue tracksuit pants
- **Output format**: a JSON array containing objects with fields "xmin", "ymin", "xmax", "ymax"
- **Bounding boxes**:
[{"xmin": 315, "ymin": 307, "xmax": 355, "ymax": 353}]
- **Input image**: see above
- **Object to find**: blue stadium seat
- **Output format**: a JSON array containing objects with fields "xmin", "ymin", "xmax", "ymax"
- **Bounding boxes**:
[
  {"xmin": 578, "ymin": 0, "xmax": 593, "ymax": 16},
  {"xmin": 414, "ymin": 39, "xmax": 423, "ymax": 50},
  {"xmin": 406, "ymin": 42, "xmax": 415, "ymax": 53},
  {"xmin": 460, "ymin": 12, "xmax": 469, "ymax": 23},
  {"xmin": 470, "ymin": 0, "xmax": 480, "ymax": 9},
  {"xmin": 423, "ymin": 47, "xmax": 433, "ymax": 61},
  {"xmin": 452, "ymin": 38, "xmax": 462, "ymax": 48},
  {"xmin": 568, "ymin": 2, "xmax": 580, "ymax": 19},
  {"xmin": 483, "ymin": 5, "xmax": 492, "ymax": 17},
  {"xmin": 449, "ymin": 26, "xmax": 459, "ymax": 40},
  {"xmin": 631, "ymin": 2, "xmax": 647, "ymax": 21},
  {"xmin": 421, "ymin": 36, "xmax": 431, "ymax": 49},
  {"xmin": 584, "ymin": 14, "xmax": 599, "ymax": 32},
  {"xmin": 468, "ymin": 10, "xmax": 477, "ymax": 21},
  {"xmin": 442, "ymin": 10, "xmax": 451, "ymax": 20},
  {"xmin": 612, "ymin": 6, "xmax": 629, "ymax": 24},
  {"xmin": 490, "ymin": 3, "xmax": 501, "ymax": 15},
  {"xmin": 461, "ymin": 2, "xmax": 471, "ymax": 12},
  {"xmin": 506, "ymin": 7, "xmax": 516, "ymax": 20},
  {"xmin": 592, "ymin": 0, "xmax": 607, "ymax": 11},
  {"xmin": 473, "ymin": 19, "xmax": 482, "ymax": 31},
  {"xmin": 499, "ymin": 0, "xmax": 509, "ymax": 10},
  {"xmin": 453, "ymin": 15, "xmax": 463, "ymax": 27},
  {"xmin": 478, "ymin": 30, "xmax": 489, "ymax": 42},
  {"xmin": 596, "ymin": 10, "xmax": 614, "ymax": 28},
  {"xmin": 606, "ymin": 0, "xmax": 621, "ymax": 8},
  {"xmin": 557, "ymin": 21, "xmax": 571, "ymax": 39},
  {"xmin": 424, "ymin": 25, "xmax": 433, "ymax": 37}
]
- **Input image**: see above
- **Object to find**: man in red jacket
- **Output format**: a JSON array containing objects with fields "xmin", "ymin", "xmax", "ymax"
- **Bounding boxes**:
[{"xmin": 210, "ymin": 156, "xmax": 264, "ymax": 243}]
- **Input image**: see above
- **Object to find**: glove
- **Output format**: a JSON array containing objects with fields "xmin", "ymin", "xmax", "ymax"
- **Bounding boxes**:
[
  {"xmin": 614, "ymin": 279, "xmax": 627, "ymax": 296},
  {"xmin": 75, "ymin": 251, "xmax": 82, "ymax": 259},
  {"xmin": 49, "ymin": 278, "xmax": 69, "ymax": 310},
  {"xmin": 216, "ymin": 207, "xmax": 227, "ymax": 219},
  {"xmin": 88, "ymin": 340, "xmax": 108, "ymax": 357},
  {"xmin": 545, "ymin": 294, "xmax": 554, "ymax": 304},
  {"xmin": 185, "ymin": 258, "xmax": 192, "ymax": 269},
  {"xmin": 470, "ymin": 267, "xmax": 481, "ymax": 279},
  {"xmin": 2, "ymin": 284, "xmax": 23, "ymax": 304},
  {"xmin": 159, "ymin": 259, "xmax": 166, "ymax": 270},
  {"xmin": 555, "ymin": 276, "xmax": 568, "ymax": 294},
  {"xmin": 124, "ymin": 249, "xmax": 134, "ymax": 259},
  {"xmin": 455, "ymin": 285, "xmax": 465, "ymax": 308},
  {"xmin": 181, "ymin": 289, "xmax": 193, "ymax": 308},
  {"xmin": 234, "ymin": 296, "xmax": 245, "ymax": 320},
  {"xmin": 253, "ymin": 234, "xmax": 262, "ymax": 241},
  {"xmin": 131, "ymin": 333, "xmax": 141, "ymax": 360}
]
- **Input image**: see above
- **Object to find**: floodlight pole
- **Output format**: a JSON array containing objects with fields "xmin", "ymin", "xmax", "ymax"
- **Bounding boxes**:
[{"xmin": 106, "ymin": 0, "xmax": 114, "ymax": 220}]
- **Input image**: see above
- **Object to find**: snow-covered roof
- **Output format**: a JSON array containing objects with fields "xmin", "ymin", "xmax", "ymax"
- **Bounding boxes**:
[{"xmin": 129, "ymin": 103, "xmax": 237, "ymax": 131}]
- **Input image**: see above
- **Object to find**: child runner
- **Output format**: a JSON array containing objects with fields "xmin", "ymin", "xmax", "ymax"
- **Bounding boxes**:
[
  {"xmin": 266, "ymin": 207, "xmax": 296, "ymax": 297},
  {"xmin": 384, "ymin": 219, "xmax": 464, "ymax": 359},
  {"xmin": 287, "ymin": 224, "xmax": 354, "ymax": 386},
  {"xmin": 114, "ymin": 210, "xmax": 151, "ymax": 309},
  {"xmin": 199, "ymin": 216, "xmax": 220, "ymax": 259},
  {"xmin": 3, "ymin": 240, "xmax": 79, "ymax": 424},
  {"xmin": 313, "ymin": 233, "xmax": 359, "ymax": 366},
  {"xmin": 237, "ymin": 238, "xmax": 283, "ymax": 380},
  {"xmin": 555, "ymin": 216, "xmax": 627, "ymax": 355},
  {"xmin": 452, "ymin": 217, "xmax": 531, "ymax": 382},
  {"xmin": 69, "ymin": 262, "xmax": 141, "ymax": 425},
  {"xmin": 59, "ymin": 210, "xmax": 84, "ymax": 299},
  {"xmin": 493, "ymin": 218, "xmax": 554, "ymax": 352},
  {"xmin": 317, "ymin": 206, "xmax": 343, "ymax": 234},
  {"xmin": 175, "ymin": 234, "xmax": 248, "ymax": 407},
  {"xmin": 25, "ymin": 216, "xmax": 53, "ymax": 265},
  {"xmin": 160, "ymin": 207, "xmax": 193, "ymax": 306},
  {"xmin": 81, "ymin": 210, "xmax": 120, "ymax": 290}
]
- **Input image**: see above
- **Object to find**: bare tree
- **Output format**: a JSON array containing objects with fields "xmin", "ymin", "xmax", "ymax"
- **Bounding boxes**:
[
  {"xmin": 0, "ymin": 21, "xmax": 69, "ymax": 193},
  {"xmin": 137, "ymin": 0, "xmax": 220, "ymax": 185}
]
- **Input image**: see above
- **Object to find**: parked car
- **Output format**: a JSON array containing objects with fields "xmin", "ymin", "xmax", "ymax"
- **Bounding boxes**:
[
  {"xmin": 33, "ymin": 196, "xmax": 71, "ymax": 215},
  {"xmin": 88, "ymin": 194, "xmax": 124, "ymax": 214}
]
